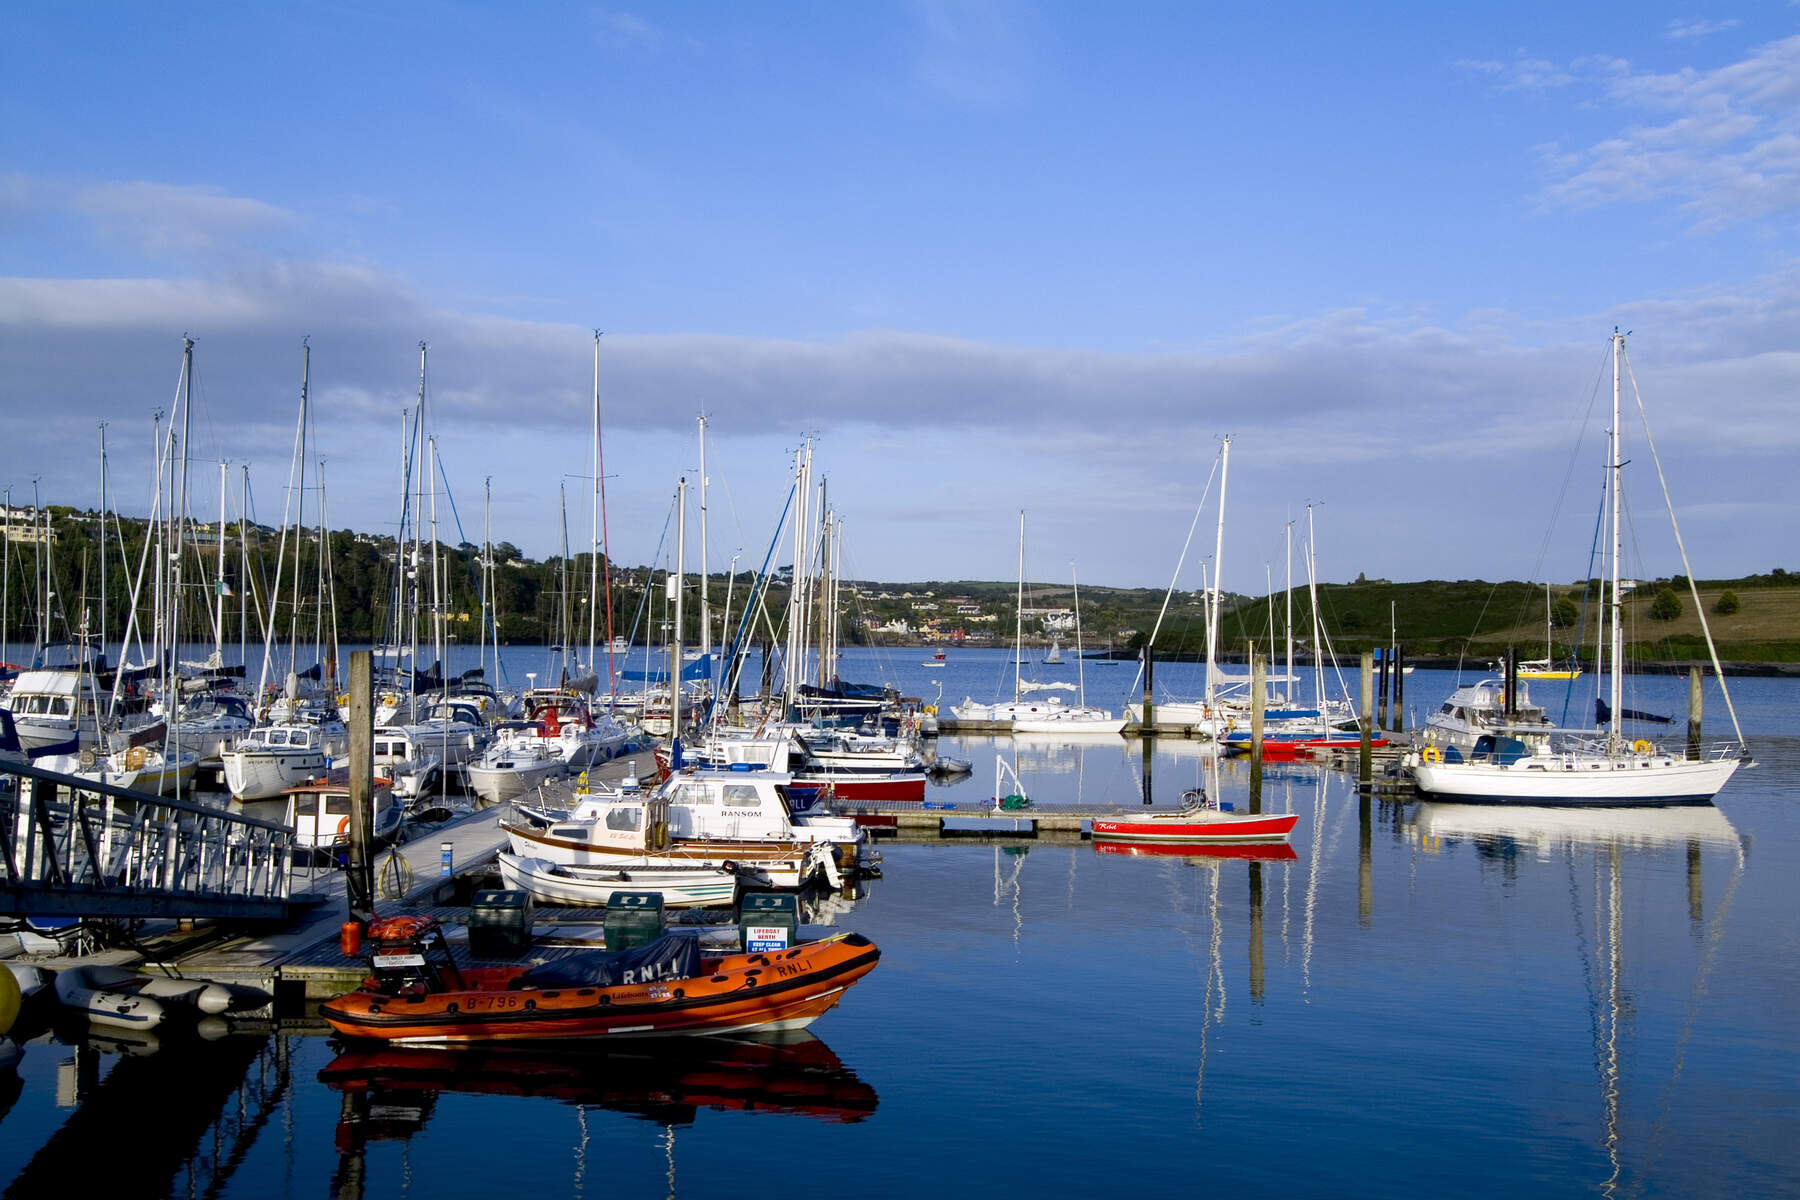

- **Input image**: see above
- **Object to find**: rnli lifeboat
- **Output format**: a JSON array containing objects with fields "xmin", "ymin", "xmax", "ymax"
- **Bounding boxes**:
[{"xmin": 320, "ymin": 915, "xmax": 880, "ymax": 1044}]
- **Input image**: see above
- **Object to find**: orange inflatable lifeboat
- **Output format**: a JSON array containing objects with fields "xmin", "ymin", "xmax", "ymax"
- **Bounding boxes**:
[{"xmin": 321, "ymin": 916, "xmax": 879, "ymax": 1044}]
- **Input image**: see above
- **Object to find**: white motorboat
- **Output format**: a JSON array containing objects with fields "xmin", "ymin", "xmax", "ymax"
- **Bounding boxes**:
[
  {"xmin": 1422, "ymin": 677, "xmax": 1556, "ymax": 753},
  {"xmin": 465, "ymin": 727, "xmax": 568, "ymax": 807},
  {"xmin": 223, "ymin": 722, "xmax": 333, "ymax": 800},
  {"xmin": 497, "ymin": 852, "xmax": 750, "ymax": 909},
  {"xmin": 283, "ymin": 776, "xmax": 404, "ymax": 850}
]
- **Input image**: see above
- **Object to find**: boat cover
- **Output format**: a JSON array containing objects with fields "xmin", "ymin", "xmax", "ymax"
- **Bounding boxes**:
[{"xmin": 512, "ymin": 934, "xmax": 700, "ymax": 989}]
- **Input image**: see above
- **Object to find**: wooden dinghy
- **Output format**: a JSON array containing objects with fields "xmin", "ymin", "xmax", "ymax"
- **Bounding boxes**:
[{"xmin": 321, "ymin": 915, "xmax": 880, "ymax": 1044}]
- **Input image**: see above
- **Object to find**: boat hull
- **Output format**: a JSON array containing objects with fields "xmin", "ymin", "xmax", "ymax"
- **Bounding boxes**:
[
  {"xmin": 320, "ymin": 934, "xmax": 880, "ymax": 1044},
  {"xmin": 497, "ymin": 852, "xmax": 743, "ymax": 908},
  {"xmin": 224, "ymin": 748, "xmax": 328, "ymax": 800},
  {"xmin": 1090, "ymin": 811, "xmax": 1298, "ymax": 843},
  {"xmin": 1413, "ymin": 754, "xmax": 1739, "ymax": 806}
]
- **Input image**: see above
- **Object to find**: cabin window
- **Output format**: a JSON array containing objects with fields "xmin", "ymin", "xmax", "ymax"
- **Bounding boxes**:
[
  {"xmin": 722, "ymin": 784, "xmax": 760, "ymax": 806},
  {"xmin": 672, "ymin": 784, "xmax": 713, "ymax": 807},
  {"xmin": 552, "ymin": 825, "xmax": 590, "ymax": 840},
  {"xmin": 604, "ymin": 808, "xmax": 642, "ymax": 831},
  {"xmin": 325, "ymin": 794, "xmax": 351, "ymax": 816},
  {"xmin": 269, "ymin": 730, "xmax": 289, "ymax": 746},
  {"xmin": 295, "ymin": 796, "xmax": 318, "ymax": 816}
]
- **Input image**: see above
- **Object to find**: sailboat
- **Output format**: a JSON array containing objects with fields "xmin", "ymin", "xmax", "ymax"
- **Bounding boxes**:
[
  {"xmin": 951, "ymin": 514, "xmax": 1122, "ymax": 734},
  {"xmin": 1414, "ymin": 331, "xmax": 1748, "ymax": 806},
  {"xmin": 1519, "ymin": 582, "xmax": 1582, "ymax": 680}
]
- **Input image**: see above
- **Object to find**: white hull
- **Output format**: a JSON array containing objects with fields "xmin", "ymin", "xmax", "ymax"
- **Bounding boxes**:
[
  {"xmin": 497, "ymin": 852, "xmax": 743, "ymax": 908},
  {"xmin": 466, "ymin": 758, "xmax": 566, "ymax": 806},
  {"xmin": 1414, "ymin": 752, "xmax": 1739, "ymax": 806},
  {"xmin": 502, "ymin": 822, "xmax": 814, "ymax": 888},
  {"xmin": 224, "ymin": 748, "xmax": 327, "ymax": 800},
  {"xmin": 1011, "ymin": 715, "xmax": 1125, "ymax": 735}
]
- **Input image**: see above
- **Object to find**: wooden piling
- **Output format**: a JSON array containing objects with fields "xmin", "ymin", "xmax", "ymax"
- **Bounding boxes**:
[
  {"xmin": 1359, "ymin": 650, "xmax": 1373, "ymax": 788},
  {"xmin": 1688, "ymin": 665, "xmax": 1703, "ymax": 759},
  {"xmin": 1142, "ymin": 651, "xmax": 1156, "ymax": 733},
  {"xmin": 347, "ymin": 650, "xmax": 374, "ymax": 921}
]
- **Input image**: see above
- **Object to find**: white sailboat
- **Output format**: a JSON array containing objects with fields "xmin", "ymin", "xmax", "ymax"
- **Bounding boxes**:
[{"xmin": 1414, "ymin": 331, "xmax": 1748, "ymax": 806}]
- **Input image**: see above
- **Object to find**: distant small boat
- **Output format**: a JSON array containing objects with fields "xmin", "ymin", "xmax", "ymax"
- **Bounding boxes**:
[
  {"xmin": 921, "ymin": 650, "xmax": 947, "ymax": 668},
  {"xmin": 1042, "ymin": 637, "xmax": 1063, "ymax": 665},
  {"xmin": 1091, "ymin": 792, "xmax": 1298, "ymax": 845}
]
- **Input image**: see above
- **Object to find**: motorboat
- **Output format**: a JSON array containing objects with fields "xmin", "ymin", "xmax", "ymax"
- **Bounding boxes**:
[
  {"xmin": 496, "ymin": 852, "xmax": 751, "ymax": 909},
  {"xmin": 1423, "ymin": 677, "xmax": 1556, "ymax": 753},
  {"xmin": 283, "ymin": 775, "xmax": 404, "ymax": 850},
  {"xmin": 465, "ymin": 727, "xmax": 568, "ymax": 807},
  {"xmin": 222, "ymin": 722, "xmax": 334, "ymax": 800},
  {"xmin": 320, "ymin": 914, "xmax": 880, "ymax": 1043},
  {"xmin": 502, "ymin": 779, "xmax": 839, "ymax": 889}
]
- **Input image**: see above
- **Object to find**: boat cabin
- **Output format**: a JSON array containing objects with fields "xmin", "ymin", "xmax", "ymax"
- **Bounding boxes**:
[{"xmin": 540, "ymin": 793, "xmax": 673, "ymax": 854}]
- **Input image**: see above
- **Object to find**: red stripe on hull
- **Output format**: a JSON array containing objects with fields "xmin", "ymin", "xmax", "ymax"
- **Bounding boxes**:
[{"xmin": 806, "ymin": 774, "xmax": 926, "ymax": 803}]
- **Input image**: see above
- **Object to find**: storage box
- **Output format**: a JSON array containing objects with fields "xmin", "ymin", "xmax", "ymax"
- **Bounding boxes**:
[
  {"xmin": 738, "ymin": 891, "xmax": 798, "ymax": 952},
  {"xmin": 603, "ymin": 891, "xmax": 666, "ymax": 950},
  {"xmin": 467, "ymin": 889, "xmax": 533, "ymax": 958}
]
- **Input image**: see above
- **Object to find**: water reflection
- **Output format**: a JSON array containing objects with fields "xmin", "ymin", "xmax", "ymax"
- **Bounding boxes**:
[
  {"xmin": 4, "ymin": 1025, "xmax": 278, "ymax": 1199},
  {"xmin": 318, "ymin": 1032, "xmax": 877, "ymax": 1130},
  {"xmin": 1403, "ymin": 799, "xmax": 1747, "ymax": 1198}
]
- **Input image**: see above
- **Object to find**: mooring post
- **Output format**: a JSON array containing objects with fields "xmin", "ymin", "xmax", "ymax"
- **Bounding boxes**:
[
  {"xmin": 347, "ymin": 649, "xmax": 375, "ymax": 922},
  {"xmin": 1393, "ymin": 644, "xmax": 1406, "ymax": 732},
  {"xmin": 1377, "ymin": 647, "xmax": 1390, "ymax": 731},
  {"xmin": 1358, "ymin": 789, "xmax": 1373, "ymax": 927},
  {"xmin": 1688, "ymin": 665, "xmax": 1703, "ymax": 760},
  {"xmin": 1250, "ymin": 651, "xmax": 1265, "ymax": 810},
  {"xmin": 1142, "ymin": 650, "xmax": 1155, "ymax": 733},
  {"xmin": 1248, "ymin": 860, "xmax": 1265, "ymax": 1004},
  {"xmin": 1359, "ymin": 650, "xmax": 1373, "ymax": 789}
]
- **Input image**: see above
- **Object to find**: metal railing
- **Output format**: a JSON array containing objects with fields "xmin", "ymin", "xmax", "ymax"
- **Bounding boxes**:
[{"xmin": 0, "ymin": 758, "xmax": 295, "ymax": 919}]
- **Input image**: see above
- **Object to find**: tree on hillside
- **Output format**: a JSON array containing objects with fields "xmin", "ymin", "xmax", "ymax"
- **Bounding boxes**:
[
  {"xmin": 1714, "ymin": 590, "xmax": 1740, "ymax": 615},
  {"xmin": 1650, "ymin": 588, "xmax": 1682, "ymax": 620}
]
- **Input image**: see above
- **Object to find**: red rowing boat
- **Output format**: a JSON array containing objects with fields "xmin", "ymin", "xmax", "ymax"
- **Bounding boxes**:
[{"xmin": 1090, "ymin": 807, "xmax": 1298, "ymax": 844}]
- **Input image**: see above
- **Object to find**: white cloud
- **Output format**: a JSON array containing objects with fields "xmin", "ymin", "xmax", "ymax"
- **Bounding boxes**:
[
  {"xmin": 72, "ymin": 181, "xmax": 295, "ymax": 258},
  {"xmin": 591, "ymin": 8, "xmax": 660, "ymax": 51},
  {"xmin": 1665, "ymin": 18, "xmax": 1742, "ymax": 40},
  {"xmin": 1533, "ymin": 34, "xmax": 1800, "ymax": 229},
  {"xmin": 1456, "ymin": 53, "xmax": 1574, "ymax": 92}
]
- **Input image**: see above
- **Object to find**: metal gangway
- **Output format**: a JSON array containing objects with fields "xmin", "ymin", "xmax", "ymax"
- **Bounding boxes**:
[{"xmin": 1, "ymin": 756, "xmax": 295, "ymax": 920}]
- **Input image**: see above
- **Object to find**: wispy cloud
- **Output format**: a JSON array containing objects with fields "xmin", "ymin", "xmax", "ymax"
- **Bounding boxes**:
[
  {"xmin": 591, "ymin": 8, "xmax": 661, "ymax": 51},
  {"xmin": 1532, "ymin": 34, "xmax": 1800, "ymax": 230},
  {"xmin": 907, "ymin": 0, "xmax": 1037, "ymax": 108},
  {"xmin": 1457, "ymin": 53, "xmax": 1574, "ymax": 92},
  {"xmin": 1665, "ymin": 17, "xmax": 1742, "ymax": 40}
]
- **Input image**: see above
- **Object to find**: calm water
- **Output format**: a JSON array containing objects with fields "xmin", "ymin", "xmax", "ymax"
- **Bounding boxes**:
[{"xmin": 3, "ymin": 649, "xmax": 1795, "ymax": 1197}]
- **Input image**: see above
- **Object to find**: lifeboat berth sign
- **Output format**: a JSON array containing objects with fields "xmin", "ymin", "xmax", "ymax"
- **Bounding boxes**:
[{"xmin": 746, "ymin": 925, "xmax": 790, "ymax": 952}]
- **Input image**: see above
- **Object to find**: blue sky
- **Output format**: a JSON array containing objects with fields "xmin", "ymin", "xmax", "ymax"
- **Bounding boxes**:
[{"xmin": 3, "ymin": 2, "xmax": 1798, "ymax": 593}]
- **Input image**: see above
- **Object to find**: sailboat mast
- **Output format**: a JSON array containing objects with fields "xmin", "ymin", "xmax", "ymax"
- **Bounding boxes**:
[
  {"xmin": 1072, "ymin": 561, "xmax": 1086, "ymax": 705},
  {"xmin": 673, "ymin": 476, "xmax": 687, "ymax": 760},
  {"xmin": 593, "ymin": 331, "xmax": 618, "ymax": 698},
  {"xmin": 1608, "ymin": 329, "xmax": 1625, "ymax": 754},
  {"xmin": 287, "ymin": 341, "xmax": 308, "ymax": 677},
  {"xmin": 97, "ymin": 425, "xmax": 107, "ymax": 665},
  {"xmin": 784, "ymin": 446, "xmax": 806, "ymax": 713},
  {"xmin": 1284, "ymin": 520, "xmax": 1294, "ymax": 705},
  {"xmin": 174, "ymin": 337, "xmax": 193, "ymax": 675},
  {"xmin": 589, "ymin": 333, "xmax": 601, "ymax": 673},
  {"xmin": 1206, "ymin": 436, "xmax": 1230, "ymax": 707},
  {"xmin": 1306, "ymin": 504, "xmax": 1324, "ymax": 726},
  {"xmin": 1014, "ymin": 510, "xmax": 1024, "ymax": 707},
  {"xmin": 698, "ymin": 414, "xmax": 710, "ymax": 669},
  {"xmin": 215, "ymin": 459, "xmax": 227, "ymax": 663}
]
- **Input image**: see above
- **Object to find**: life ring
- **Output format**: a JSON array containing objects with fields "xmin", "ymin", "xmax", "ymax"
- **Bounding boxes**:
[
  {"xmin": 651, "ymin": 820, "xmax": 668, "ymax": 850},
  {"xmin": 336, "ymin": 816, "xmax": 351, "ymax": 836},
  {"xmin": 1421, "ymin": 745, "xmax": 1443, "ymax": 764},
  {"xmin": 1631, "ymin": 739, "xmax": 1652, "ymax": 754}
]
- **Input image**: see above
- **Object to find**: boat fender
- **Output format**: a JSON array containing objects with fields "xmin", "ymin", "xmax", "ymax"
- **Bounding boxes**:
[{"xmin": 1631, "ymin": 739, "xmax": 1652, "ymax": 754}]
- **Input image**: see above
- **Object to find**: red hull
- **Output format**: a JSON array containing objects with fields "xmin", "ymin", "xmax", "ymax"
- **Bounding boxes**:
[
  {"xmin": 804, "ymin": 773, "xmax": 927, "ymax": 803},
  {"xmin": 1090, "ymin": 811, "xmax": 1298, "ymax": 843},
  {"xmin": 1094, "ymin": 840, "xmax": 1299, "ymax": 861}
]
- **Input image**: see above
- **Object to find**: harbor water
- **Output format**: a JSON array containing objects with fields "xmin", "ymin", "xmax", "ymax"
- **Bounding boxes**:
[{"xmin": 2, "ymin": 649, "xmax": 1796, "ymax": 1196}]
